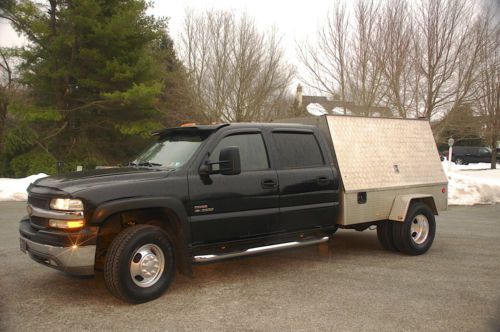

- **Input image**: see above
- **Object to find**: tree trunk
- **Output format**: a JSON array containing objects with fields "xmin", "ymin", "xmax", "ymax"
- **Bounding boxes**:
[
  {"xmin": 492, "ymin": 131, "xmax": 498, "ymax": 170},
  {"xmin": 0, "ymin": 102, "xmax": 7, "ymax": 153}
]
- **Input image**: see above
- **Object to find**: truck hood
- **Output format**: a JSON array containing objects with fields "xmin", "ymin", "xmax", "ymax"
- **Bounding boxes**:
[{"xmin": 33, "ymin": 167, "xmax": 172, "ymax": 194}]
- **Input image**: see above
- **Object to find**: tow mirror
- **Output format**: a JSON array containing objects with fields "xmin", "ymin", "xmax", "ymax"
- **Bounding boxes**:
[
  {"xmin": 198, "ymin": 163, "xmax": 212, "ymax": 176},
  {"xmin": 198, "ymin": 146, "xmax": 241, "ymax": 176},
  {"xmin": 219, "ymin": 146, "xmax": 241, "ymax": 175}
]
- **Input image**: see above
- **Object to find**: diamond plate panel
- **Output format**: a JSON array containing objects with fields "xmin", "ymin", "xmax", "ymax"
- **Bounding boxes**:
[{"xmin": 325, "ymin": 116, "xmax": 447, "ymax": 193}]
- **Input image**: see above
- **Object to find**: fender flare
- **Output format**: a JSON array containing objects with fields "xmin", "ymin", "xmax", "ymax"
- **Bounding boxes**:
[
  {"xmin": 389, "ymin": 194, "xmax": 438, "ymax": 222},
  {"xmin": 91, "ymin": 196, "xmax": 193, "ymax": 276}
]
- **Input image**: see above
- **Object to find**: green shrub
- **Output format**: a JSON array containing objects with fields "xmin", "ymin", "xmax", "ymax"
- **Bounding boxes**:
[{"xmin": 10, "ymin": 150, "xmax": 57, "ymax": 178}]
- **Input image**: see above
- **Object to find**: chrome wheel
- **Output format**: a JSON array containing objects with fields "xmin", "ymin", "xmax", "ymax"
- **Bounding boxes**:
[
  {"xmin": 410, "ymin": 215, "xmax": 429, "ymax": 245},
  {"xmin": 130, "ymin": 244, "xmax": 165, "ymax": 288},
  {"xmin": 455, "ymin": 158, "xmax": 465, "ymax": 165}
]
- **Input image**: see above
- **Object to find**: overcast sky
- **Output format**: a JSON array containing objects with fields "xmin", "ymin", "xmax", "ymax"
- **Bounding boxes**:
[
  {"xmin": 0, "ymin": 0, "xmax": 331, "ymax": 69},
  {"xmin": 1, "ymin": 0, "xmax": 499, "ymax": 91}
]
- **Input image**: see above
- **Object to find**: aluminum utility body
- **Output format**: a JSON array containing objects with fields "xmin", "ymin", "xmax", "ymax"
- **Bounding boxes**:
[{"xmin": 19, "ymin": 115, "xmax": 447, "ymax": 303}]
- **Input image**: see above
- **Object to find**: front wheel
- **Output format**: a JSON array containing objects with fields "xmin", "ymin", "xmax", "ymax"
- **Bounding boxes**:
[
  {"xmin": 392, "ymin": 202, "xmax": 436, "ymax": 255},
  {"xmin": 104, "ymin": 225, "xmax": 175, "ymax": 303},
  {"xmin": 455, "ymin": 157, "xmax": 467, "ymax": 165}
]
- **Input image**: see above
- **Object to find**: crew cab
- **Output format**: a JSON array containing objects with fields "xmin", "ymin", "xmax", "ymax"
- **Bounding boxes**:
[{"xmin": 19, "ymin": 116, "xmax": 448, "ymax": 303}]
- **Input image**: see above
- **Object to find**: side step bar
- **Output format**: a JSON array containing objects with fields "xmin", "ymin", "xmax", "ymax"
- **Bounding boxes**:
[{"xmin": 193, "ymin": 236, "xmax": 329, "ymax": 263}]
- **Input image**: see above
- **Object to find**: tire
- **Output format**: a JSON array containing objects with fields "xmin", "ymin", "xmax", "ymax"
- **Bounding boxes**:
[
  {"xmin": 455, "ymin": 157, "xmax": 466, "ymax": 165},
  {"xmin": 392, "ymin": 202, "xmax": 436, "ymax": 255},
  {"xmin": 376, "ymin": 220, "xmax": 398, "ymax": 251},
  {"xmin": 326, "ymin": 225, "xmax": 339, "ymax": 235},
  {"xmin": 104, "ymin": 224, "xmax": 175, "ymax": 303}
]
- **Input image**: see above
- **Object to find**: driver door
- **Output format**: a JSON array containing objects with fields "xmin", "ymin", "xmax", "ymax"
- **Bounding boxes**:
[{"xmin": 188, "ymin": 130, "xmax": 279, "ymax": 244}]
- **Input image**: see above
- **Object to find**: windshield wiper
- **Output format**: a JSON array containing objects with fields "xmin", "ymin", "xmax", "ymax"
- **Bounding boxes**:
[
  {"xmin": 127, "ymin": 161, "xmax": 163, "ymax": 168},
  {"xmin": 138, "ymin": 162, "xmax": 163, "ymax": 167}
]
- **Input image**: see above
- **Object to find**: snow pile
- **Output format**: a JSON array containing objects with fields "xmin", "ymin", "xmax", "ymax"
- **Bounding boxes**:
[
  {"xmin": 306, "ymin": 103, "xmax": 328, "ymax": 116},
  {"xmin": 306, "ymin": 103, "xmax": 354, "ymax": 116},
  {"xmin": 443, "ymin": 162, "xmax": 500, "ymax": 205},
  {"xmin": 0, "ymin": 174, "xmax": 48, "ymax": 201},
  {"xmin": 331, "ymin": 107, "xmax": 353, "ymax": 115}
]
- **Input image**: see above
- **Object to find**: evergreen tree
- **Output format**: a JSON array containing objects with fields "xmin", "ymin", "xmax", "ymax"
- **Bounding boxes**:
[{"xmin": 1, "ymin": 0, "xmax": 181, "ymax": 175}]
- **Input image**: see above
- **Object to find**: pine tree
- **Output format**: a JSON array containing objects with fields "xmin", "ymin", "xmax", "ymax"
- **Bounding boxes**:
[{"xmin": 1, "ymin": 0, "xmax": 181, "ymax": 174}]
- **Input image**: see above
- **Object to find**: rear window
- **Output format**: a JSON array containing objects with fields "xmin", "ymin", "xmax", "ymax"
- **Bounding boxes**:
[{"xmin": 273, "ymin": 132, "xmax": 324, "ymax": 168}]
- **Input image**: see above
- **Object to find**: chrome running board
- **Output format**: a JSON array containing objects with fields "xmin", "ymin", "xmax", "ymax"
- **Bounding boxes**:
[{"xmin": 193, "ymin": 236, "xmax": 329, "ymax": 263}]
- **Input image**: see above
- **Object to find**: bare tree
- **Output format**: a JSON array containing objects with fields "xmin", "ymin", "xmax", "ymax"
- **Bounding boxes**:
[
  {"xmin": 178, "ymin": 9, "xmax": 294, "ymax": 123},
  {"xmin": 375, "ymin": 0, "xmax": 418, "ymax": 118},
  {"xmin": 475, "ymin": 12, "xmax": 499, "ymax": 169},
  {"xmin": 298, "ymin": 0, "xmax": 386, "ymax": 115},
  {"xmin": 347, "ymin": 0, "xmax": 385, "ymax": 113},
  {"xmin": 299, "ymin": 0, "xmax": 485, "ymax": 120},
  {"xmin": 414, "ymin": 0, "xmax": 477, "ymax": 118},
  {"xmin": 297, "ymin": 2, "xmax": 349, "ymax": 112}
]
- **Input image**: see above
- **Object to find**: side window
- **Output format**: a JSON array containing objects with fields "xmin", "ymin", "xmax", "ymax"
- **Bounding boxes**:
[
  {"xmin": 209, "ymin": 133, "xmax": 269, "ymax": 172},
  {"xmin": 273, "ymin": 132, "xmax": 324, "ymax": 169},
  {"xmin": 479, "ymin": 148, "xmax": 490, "ymax": 156}
]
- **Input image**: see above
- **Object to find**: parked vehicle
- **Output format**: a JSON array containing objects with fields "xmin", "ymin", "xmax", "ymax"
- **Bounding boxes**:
[
  {"xmin": 450, "ymin": 146, "xmax": 498, "ymax": 165},
  {"xmin": 439, "ymin": 150, "xmax": 448, "ymax": 161},
  {"xmin": 19, "ymin": 115, "xmax": 448, "ymax": 303}
]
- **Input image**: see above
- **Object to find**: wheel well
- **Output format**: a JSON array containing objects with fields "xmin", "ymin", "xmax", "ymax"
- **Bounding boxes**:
[
  {"xmin": 410, "ymin": 197, "xmax": 438, "ymax": 215},
  {"xmin": 95, "ymin": 207, "xmax": 191, "ymax": 276}
]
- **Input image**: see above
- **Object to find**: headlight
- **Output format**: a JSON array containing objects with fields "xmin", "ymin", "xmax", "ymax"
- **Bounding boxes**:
[
  {"xmin": 49, "ymin": 219, "xmax": 85, "ymax": 229},
  {"xmin": 50, "ymin": 198, "xmax": 84, "ymax": 211}
]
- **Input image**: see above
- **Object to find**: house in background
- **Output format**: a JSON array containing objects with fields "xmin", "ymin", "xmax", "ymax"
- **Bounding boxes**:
[{"xmin": 293, "ymin": 84, "xmax": 392, "ymax": 117}]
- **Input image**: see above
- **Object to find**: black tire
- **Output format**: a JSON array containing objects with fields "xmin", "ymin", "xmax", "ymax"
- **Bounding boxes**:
[
  {"xmin": 392, "ymin": 202, "xmax": 436, "ymax": 255},
  {"xmin": 376, "ymin": 220, "xmax": 398, "ymax": 251},
  {"xmin": 455, "ymin": 157, "xmax": 466, "ymax": 165},
  {"xmin": 104, "ymin": 224, "xmax": 175, "ymax": 303},
  {"xmin": 326, "ymin": 225, "xmax": 339, "ymax": 235}
]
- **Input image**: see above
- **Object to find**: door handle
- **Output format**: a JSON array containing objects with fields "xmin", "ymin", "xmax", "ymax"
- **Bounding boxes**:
[
  {"xmin": 317, "ymin": 176, "xmax": 330, "ymax": 186},
  {"xmin": 261, "ymin": 179, "xmax": 277, "ymax": 189}
]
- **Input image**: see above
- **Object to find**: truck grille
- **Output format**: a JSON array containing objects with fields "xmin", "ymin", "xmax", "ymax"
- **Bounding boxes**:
[
  {"xmin": 28, "ymin": 195, "xmax": 50, "ymax": 209},
  {"xmin": 28, "ymin": 194, "xmax": 51, "ymax": 229}
]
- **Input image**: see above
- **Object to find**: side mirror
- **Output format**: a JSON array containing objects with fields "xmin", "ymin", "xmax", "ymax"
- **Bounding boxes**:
[
  {"xmin": 198, "ymin": 146, "xmax": 241, "ymax": 176},
  {"xmin": 198, "ymin": 163, "xmax": 212, "ymax": 176},
  {"xmin": 219, "ymin": 146, "xmax": 241, "ymax": 175}
]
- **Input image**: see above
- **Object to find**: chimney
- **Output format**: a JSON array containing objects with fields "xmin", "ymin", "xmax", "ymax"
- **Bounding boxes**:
[{"xmin": 296, "ymin": 84, "xmax": 303, "ymax": 108}]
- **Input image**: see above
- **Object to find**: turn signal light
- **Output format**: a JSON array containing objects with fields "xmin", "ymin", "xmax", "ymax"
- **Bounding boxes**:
[{"xmin": 48, "ymin": 219, "xmax": 85, "ymax": 229}]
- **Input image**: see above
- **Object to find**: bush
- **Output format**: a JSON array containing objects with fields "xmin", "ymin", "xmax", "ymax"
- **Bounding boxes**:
[{"xmin": 10, "ymin": 150, "xmax": 57, "ymax": 177}]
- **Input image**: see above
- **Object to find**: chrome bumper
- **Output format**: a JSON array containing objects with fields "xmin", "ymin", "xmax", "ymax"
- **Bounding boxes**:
[{"xmin": 20, "ymin": 236, "xmax": 96, "ymax": 276}]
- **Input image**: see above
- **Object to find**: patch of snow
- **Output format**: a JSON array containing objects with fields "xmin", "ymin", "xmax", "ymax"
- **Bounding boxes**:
[
  {"xmin": 331, "ymin": 107, "xmax": 353, "ymax": 115},
  {"xmin": 442, "ymin": 161, "xmax": 500, "ymax": 205},
  {"xmin": 306, "ymin": 103, "xmax": 328, "ymax": 116},
  {"xmin": 0, "ymin": 173, "xmax": 48, "ymax": 201}
]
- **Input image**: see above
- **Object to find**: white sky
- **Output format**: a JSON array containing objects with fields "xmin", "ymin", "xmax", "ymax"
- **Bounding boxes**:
[
  {"xmin": 153, "ymin": 0, "xmax": 330, "ymax": 63},
  {"xmin": 1, "ymin": 0, "xmax": 498, "ymax": 92},
  {"xmin": 0, "ymin": 0, "xmax": 332, "ymax": 89}
]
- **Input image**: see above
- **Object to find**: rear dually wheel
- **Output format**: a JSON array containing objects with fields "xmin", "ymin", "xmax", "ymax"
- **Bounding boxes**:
[{"xmin": 392, "ymin": 202, "xmax": 436, "ymax": 255}]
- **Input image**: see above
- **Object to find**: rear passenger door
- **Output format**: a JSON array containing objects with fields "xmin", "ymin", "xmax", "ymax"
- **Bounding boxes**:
[{"xmin": 271, "ymin": 130, "xmax": 338, "ymax": 233}]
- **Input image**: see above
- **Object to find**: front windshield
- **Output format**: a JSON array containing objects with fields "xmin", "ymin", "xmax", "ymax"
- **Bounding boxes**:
[{"xmin": 131, "ymin": 133, "xmax": 207, "ymax": 169}]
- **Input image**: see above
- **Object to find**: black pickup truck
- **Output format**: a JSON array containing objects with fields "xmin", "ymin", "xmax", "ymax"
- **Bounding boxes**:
[{"xmin": 19, "ymin": 120, "xmax": 443, "ymax": 303}]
